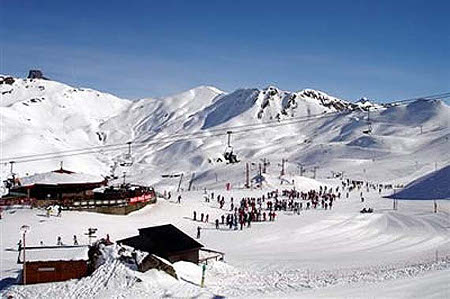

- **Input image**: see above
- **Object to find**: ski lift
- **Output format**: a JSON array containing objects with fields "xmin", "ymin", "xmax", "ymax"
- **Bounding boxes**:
[
  {"xmin": 362, "ymin": 108, "xmax": 372, "ymax": 134},
  {"xmin": 119, "ymin": 142, "xmax": 134, "ymax": 167},
  {"xmin": 223, "ymin": 131, "xmax": 239, "ymax": 164},
  {"xmin": 363, "ymin": 122, "xmax": 372, "ymax": 134}
]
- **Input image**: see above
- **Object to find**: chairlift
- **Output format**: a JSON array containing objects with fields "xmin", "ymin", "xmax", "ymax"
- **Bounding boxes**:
[
  {"xmin": 223, "ymin": 131, "xmax": 239, "ymax": 164},
  {"xmin": 362, "ymin": 108, "xmax": 372, "ymax": 135},
  {"xmin": 363, "ymin": 121, "xmax": 372, "ymax": 135},
  {"xmin": 119, "ymin": 142, "xmax": 134, "ymax": 167}
]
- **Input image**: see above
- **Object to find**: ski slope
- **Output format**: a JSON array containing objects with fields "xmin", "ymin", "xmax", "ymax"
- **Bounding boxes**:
[
  {"xmin": 1, "ymin": 75, "xmax": 450, "ymax": 298},
  {"xmin": 1, "ymin": 76, "xmax": 449, "ymax": 190},
  {"xmin": 1, "ymin": 179, "xmax": 450, "ymax": 298}
]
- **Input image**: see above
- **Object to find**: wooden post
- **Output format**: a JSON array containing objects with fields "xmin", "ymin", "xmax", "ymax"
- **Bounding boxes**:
[
  {"xmin": 23, "ymin": 233, "xmax": 26, "ymax": 285},
  {"xmin": 200, "ymin": 263, "xmax": 206, "ymax": 287}
]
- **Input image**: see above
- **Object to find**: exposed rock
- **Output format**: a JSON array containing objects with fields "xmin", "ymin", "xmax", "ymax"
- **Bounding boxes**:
[
  {"xmin": 0, "ymin": 76, "xmax": 15, "ymax": 85},
  {"xmin": 28, "ymin": 70, "xmax": 49, "ymax": 80}
]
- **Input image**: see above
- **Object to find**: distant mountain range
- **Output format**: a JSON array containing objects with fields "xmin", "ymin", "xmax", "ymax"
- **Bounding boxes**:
[{"xmin": 1, "ymin": 74, "xmax": 449, "ymax": 189}]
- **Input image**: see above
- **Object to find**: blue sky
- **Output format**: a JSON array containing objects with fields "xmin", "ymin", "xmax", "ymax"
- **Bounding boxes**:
[{"xmin": 1, "ymin": 0, "xmax": 449, "ymax": 101}]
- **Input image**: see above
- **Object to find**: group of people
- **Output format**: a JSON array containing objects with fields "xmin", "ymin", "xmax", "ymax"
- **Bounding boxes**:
[{"xmin": 194, "ymin": 186, "xmax": 346, "ymax": 238}]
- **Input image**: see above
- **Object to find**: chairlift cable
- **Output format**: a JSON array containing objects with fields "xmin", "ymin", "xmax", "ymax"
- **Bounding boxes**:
[{"xmin": 1, "ymin": 93, "xmax": 449, "ymax": 165}]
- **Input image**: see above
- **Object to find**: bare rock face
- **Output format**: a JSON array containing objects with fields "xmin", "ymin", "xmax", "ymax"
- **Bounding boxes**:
[
  {"xmin": 28, "ymin": 70, "xmax": 48, "ymax": 80},
  {"xmin": 0, "ymin": 76, "xmax": 15, "ymax": 85}
]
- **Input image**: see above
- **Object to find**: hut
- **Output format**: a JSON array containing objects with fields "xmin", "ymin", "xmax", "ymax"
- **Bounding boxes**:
[
  {"xmin": 18, "ymin": 246, "xmax": 90, "ymax": 284},
  {"xmin": 12, "ymin": 167, "xmax": 106, "ymax": 204},
  {"xmin": 118, "ymin": 224, "xmax": 203, "ymax": 264}
]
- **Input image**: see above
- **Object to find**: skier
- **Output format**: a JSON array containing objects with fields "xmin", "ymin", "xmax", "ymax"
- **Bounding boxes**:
[
  {"xmin": 205, "ymin": 214, "xmax": 209, "ymax": 223},
  {"xmin": 215, "ymin": 219, "xmax": 219, "ymax": 229},
  {"xmin": 201, "ymin": 213, "xmax": 204, "ymax": 222},
  {"xmin": 197, "ymin": 226, "xmax": 201, "ymax": 239},
  {"xmin": 193, "ymin": 211, "xmax": 197, "ymax": 221},
  {"xmin": 177, "ymin": 195, "xmax": 181, "ymax": 204},
  {"xmin": 57, "ymin": 236, "xmax": 62, "ymax": 246},
  {"xmin": 73, "ymin": 235, "xmax": 78, "ymax": 245}
]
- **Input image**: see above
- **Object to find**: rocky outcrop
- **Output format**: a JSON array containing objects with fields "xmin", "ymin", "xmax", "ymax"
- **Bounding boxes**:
[
  {"xmin": 28, "ymin": 70, "xmax": 49, "ymax": 80},
  {"xmin": 0, "ymin": 76, "xmax": 15, "ymax": 85}
]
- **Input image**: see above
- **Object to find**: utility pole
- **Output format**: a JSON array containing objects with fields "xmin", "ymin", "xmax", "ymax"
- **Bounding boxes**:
[
  {"xmin": 245, "ymin": 163, "xmax": 250, "ymax": 188},
  {"xmin": 20, "ymin": 225, "xmax": 30, "ymax": 285},
  {"xmin": 312, "ymin": 166, "xmax": 318, "ymax": 179},
  {"xmin": 177, "ymin": 173, "xmax": 184, "ymax": 192},
  {"xmin": 280, "ymin": 158, "xmax": 287, "ymax": 176},
  {"xmin": 296, "ymin": 163, "xmax": 305, "ymax": 176},
  {"xmin": 188, "ymin": 172, "xmax": 196, "ymax": 191},
  {"xmin": 122, "ymin": 172, "xmax": 127, "ymax": 185},
  {"xmin": 262, "ymin": 158, "xmax": 267, "ymax": 174},
  {"xmin": 10, "ymin": 161, "xmax": 15, "ymax": 174},
  {"xmin": 9, "ymin": 161, "xmax": 16, "ymax": 187}
]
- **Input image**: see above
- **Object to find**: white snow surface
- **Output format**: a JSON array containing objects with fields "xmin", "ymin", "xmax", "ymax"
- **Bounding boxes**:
[
  {"xmin": 1, "ymin": 76, "xmax": 450, "ymax": 298},
  {"xmin": 2, "ymin": 76, "xmax": 448, "ymax": 190},
  {"xmin": 20, "ymin": 171, "xmax": 105, "ymax": 186},
  {"xmin": 1, "ymin": 183, "xmax": 450, "ymax": 298},
  {"xmin": 390, "ymin": 165, "xmax": 450, "ymax": 200},
  {"xmin": 18, "ymin": 246, "xmax": 89, "ymax": 263}
]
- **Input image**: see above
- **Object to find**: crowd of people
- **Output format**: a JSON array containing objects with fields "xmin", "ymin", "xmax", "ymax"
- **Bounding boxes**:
[
  {"xmin": 192, "ymin": 185, "xmax": 347, "ymax": 238},
  {"xmin": 175, "ymin": 177, "xmax": 395, "ymax": 238}
]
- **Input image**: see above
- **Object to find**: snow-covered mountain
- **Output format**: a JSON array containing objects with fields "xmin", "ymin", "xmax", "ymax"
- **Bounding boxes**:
[{"xmin": 1, "ymin": 75, "xmax": 449, "ymax": 189}]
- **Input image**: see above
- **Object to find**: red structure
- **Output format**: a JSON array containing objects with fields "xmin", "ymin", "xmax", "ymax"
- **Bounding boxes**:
[
  {"xmin": 11, "ymin": 167, "xmax": 107, "ymax": 203},
  {"xmin": 18, "ymin": 246, "xmax": 90, "ymax": 284}
]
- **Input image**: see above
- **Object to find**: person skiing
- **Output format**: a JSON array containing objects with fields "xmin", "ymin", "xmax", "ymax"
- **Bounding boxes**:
[
  {"xmin": 177, "ymin": 195, "xmax": 181, "ymax": 204},
  {"xmin": 215, "ymin": 219, "xmax": 219, "ymax": 229},
  {"xmin": 57, "ymin": 236, "xmax": 62, "ymax": 246},
  {"xmin": 73, "ymin": 235, "xmax": 78, "ymax": 245},
  {"xmin": 193, "ymin": 211, "xmax": 197, "ymax": 221},
  {"xmin": 197, "ymin": 226, "xmax": 201, "ymax": 239}
]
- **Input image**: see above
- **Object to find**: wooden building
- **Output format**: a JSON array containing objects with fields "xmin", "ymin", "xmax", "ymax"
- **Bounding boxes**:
[
  {"xmin": 13, "ymin": 167, "xmax": 106, "ymax": 203},
  {"xmin": 118, "ymin": 224, "xmax": 203, "ymax": 264},
  {"xmin": 18, "ymin": 246, "xmax": 90, "ymax": 284}
]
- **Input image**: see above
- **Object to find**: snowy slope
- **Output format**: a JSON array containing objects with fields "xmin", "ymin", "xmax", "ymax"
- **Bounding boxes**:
[
  {"xmin": 389, "ymin": 165, "xmax": 450, "ymax": 200},
  {"xmin": 1, "ymin": 75, "xmax": 449, "ymax": 190}
]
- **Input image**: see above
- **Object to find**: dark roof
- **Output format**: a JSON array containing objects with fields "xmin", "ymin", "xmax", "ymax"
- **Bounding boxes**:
[{"xmin": 118, "ymin": 224, "xmax": 203, "ymax": 256}]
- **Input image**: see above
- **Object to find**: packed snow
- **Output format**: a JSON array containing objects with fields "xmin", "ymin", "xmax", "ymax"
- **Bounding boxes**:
[
  {"xmin": 1, "ymin": 76, "xmax": 450, "ymax": 298},
  {"xmin": 20, "ymin": 171, "xmax": 105, "ymax": 186},
  {"xmin": 17, "ymin": 246, "xmax": 89, "ymax": 263},
  {"xmin": 389, "ymin": 165, "xmax": 450, "ymax": 200}
]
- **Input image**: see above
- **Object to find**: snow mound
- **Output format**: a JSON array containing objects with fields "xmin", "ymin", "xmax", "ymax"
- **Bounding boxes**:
[{"xmin": 389, "ymin": 164, "xmax": 450, "ymax": 200}]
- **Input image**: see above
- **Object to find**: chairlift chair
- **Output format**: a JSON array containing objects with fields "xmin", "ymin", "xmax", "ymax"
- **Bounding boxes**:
[
  {"xmin": 363, "ymin": 122, "xmax": 372, "ymax": 135},
  {"xmin": 362, "ymin": 108, "xmax": 372, "ymax": 135},
  {"xmin": 119, "ymin": 142, "xmax": 134, "ymax": 167},
  {"xmin": 223, "ymin": 131, "xmax": 239, "ymax": 164}
]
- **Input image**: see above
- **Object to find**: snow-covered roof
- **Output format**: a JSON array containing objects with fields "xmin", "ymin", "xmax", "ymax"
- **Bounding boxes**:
[
  {"xmin": 388, "ymin": 165, "xmax": 450, "ymax": 200},
  {"xmin": 20, "ymin": 169, "xmax": 105, "ymax": 186},
  {"xmin": 19, "ymin": 246, "xmax": 90, "ymax": 263}
]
